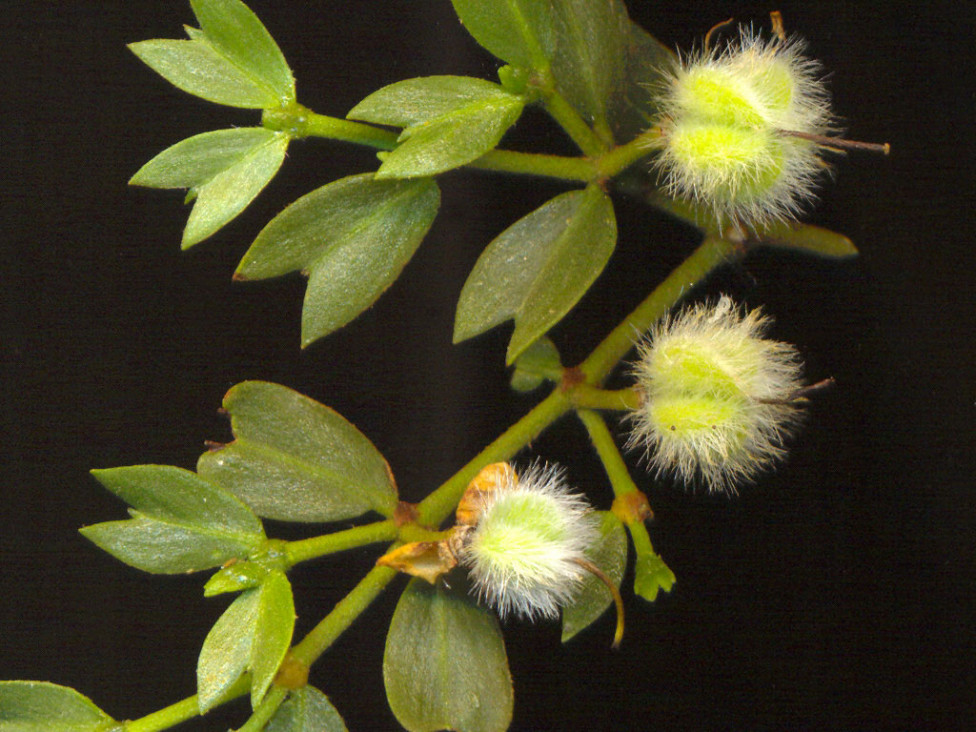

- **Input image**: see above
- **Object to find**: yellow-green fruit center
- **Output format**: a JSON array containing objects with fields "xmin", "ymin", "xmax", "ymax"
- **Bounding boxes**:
[
  {"xmin": 648, "ymin": 394, "xmax": 749, "ymax": 450},
  {"xmin": 649, "ymin": 342, "xmax": 743, "ymax": 398},
  {"xmin": 669, "ymin": 123, "xmax": 786, "ymax": 200},
  {"xmin": 679, "ymin": 67, "xmax": 765, "ymax": 127},
  {"xmin": 474, "ymin": 492, "xmax": 569, "ymax": 560}
]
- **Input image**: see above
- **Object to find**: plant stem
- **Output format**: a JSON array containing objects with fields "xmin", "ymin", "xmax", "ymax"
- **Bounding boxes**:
[
  {"xmin": 416, "ymin": 389, "xmax": 572, "ymax": 527},
  {"xmin": 122, "ymin": 234, "xmax": 736, "ymax": 731},
  {"xmin": 259, "ymin": 235, "xmax": 731, "ymax": 720},
  {"xmin": 290, "ymin": 565, "xmax": 398, "ymax": 667},
  {"xmin": 577, "ymin": 409, "xmax": 675, "ymax": 601},
  {"xmin": 542, "ymin": 91, "xmax": 607, "ymax": 157},
  {"xmin": 468, "ymin": 148, "xmax": 596, "ymax": 182},
  {"xmin": 284, "ymin": 519, "xmax": 398, "ymax": 567},
  {"xmin": 237, "ymin": 686, "xmax": 288, "ymax": 732},
  {"xmin": 576, "ymin": 409, "xmax": 641, "ymax": 498},
  {"xmin": 123, "ymin": 677, "xmax": 250, "ymax": 732},
  {"xmin": 263, "ymin": 103, "xmax": 397, "ymax": 149},
  {"xmin": 596, "ymin": 127, "xmax": 661, "ymax": 179},
  {"xmin": 569, "ymin": 385, "xmax": 641, "ymax": 412},
  {"xmin": 580, "ymin": 235, "xmax": 738, "ymax": 383}
]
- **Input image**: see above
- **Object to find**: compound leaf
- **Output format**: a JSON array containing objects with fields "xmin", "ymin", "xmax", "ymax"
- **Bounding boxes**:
[
  {"xmin": 234, "ymin": 174, "xmax": 439, "ymax": 346},
  {"xmin": 454, "ymin": 185, "xmax": 617, "ymax": 364},
  {"xmin": 196, "ymin": 570, "xmax": 295, "ymax": 713},
  {"xmin": 80, "ymin": 466, "xmax": 264, "ymax": 574},
  {"xmin": 197, "ymin": 381, "xmax": 399, "ymax": 521},
  {"xmin": 350, "ymin": 77, "xmax": 524, "ymax": 179},
  {"xmin": 130, "ymin": 127, "xmax": 288, "ymax": 249},
  {"xmin": 190, "ymin": 0, "xmax": 295, "ymax": 104}
]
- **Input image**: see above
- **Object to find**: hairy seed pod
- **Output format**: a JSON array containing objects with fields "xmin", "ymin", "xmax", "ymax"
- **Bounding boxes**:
[{"xmin": 627, "ymin": 296, "xmax": 806, "ymax": 493}]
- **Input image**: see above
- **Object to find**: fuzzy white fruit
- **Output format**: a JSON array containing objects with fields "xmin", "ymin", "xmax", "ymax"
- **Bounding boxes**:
[
  {"xmin": 650, "ymin": 26, "xmax": 835, "ymax": 227},
  {"xmin": 628, "ymin": 296, "xmax": 806, "ymax": 493},
  {"xmin": 458, "ymin": 463, "xmax": 599, "ymax": 621}
]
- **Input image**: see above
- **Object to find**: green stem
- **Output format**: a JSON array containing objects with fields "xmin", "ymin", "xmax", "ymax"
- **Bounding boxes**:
[
  {"xmin": 416, "ymin": 389, "xmax": 571, "ymax": 527},
  {"xmin": 290, "ymin": 565, "xmax": 398, "ymax": 668},
  {"xmin": 468, "ymin": 148, "xmax": 595, "ymax": 183},
  {"xmin": 120, "ymin": 231, "xmax": 731, "ymax": 732},
  {"xmin": 569, "ymin": 385, "xmax": 641, "ymax": 412},
  {"xmin": 263, "ymin": 103, "xmax": 397, "ymax": 149},
  {"xmin": 123, "ymin": 677, "xmax": 250, "ymax": 732},
  {"xmin": 597, "ymin": 127, "xmax": 661, "ymax": 179},
  {"xmin": 578, "ymin": 410, "xmax": 675, "ymax": 601},
  {"xmin": 284, "ymin": 519, "xmax": 398, "ymax": 567},
  {"xmin": 236, "ymin": 686, "xmax": 288, "ymax": 732},
  {"xmin": 628, "ymin": 519, "xmax": 675, "ymax": 601},
  {"xmin": 580, "ymin": 235, "xmax": 738, "ymax": 383},
  {"xmin": 628, "ymin": 521, "xmax": 655, "ymax": 555},
  {"xmin": 576, "ymin": 409, "xmax": 641, "ymax": 498},
  {"xmin": 538, "ymin": 85, "xmax": 608, "ymax": 158}
]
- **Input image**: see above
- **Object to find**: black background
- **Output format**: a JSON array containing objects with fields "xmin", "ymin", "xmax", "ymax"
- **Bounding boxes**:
[{"xmin": 3, "ymin": 1, "xmax": 973, "ymax": 730}]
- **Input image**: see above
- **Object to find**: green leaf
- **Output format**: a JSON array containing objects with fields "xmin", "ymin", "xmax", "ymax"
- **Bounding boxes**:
[
  {"xmin": 265, "ymin": 686, "xmax": 348, "ymax": 732},
  {"xmin": 607, "ymin": 22, "xmax": 675, "ymax": 145},
  {"xmin": 562, "ymin": 511, "xmax": 627, "ymax": 642},
  {"xmin": 234, "ymin": 174, "xmax": 439, "ymax": 345},
  {"xmin": 204, "ymin": 560, "xmax": 270, "ymax": 596},
  {"xmin": 129, "ymin": 127, "xmax": 288, "ymax": 248},
  {"xmin": 453, "ymin": 184, "xmax": 617, "ymax": 364},
  {"xmin": 190, "ymin": 0, "xmax": 295, "ymax": 104},
  {"xmin": 80, "ymin": 466, "xmax": 264, "ymax": 574},
  {"xmin": 349, "ymin": 77, "xmax": 524, "ymax": 179},
  {"xmin": 549, "ymin": 0, "xmax": 631, "ymax": 129},
  {"xmin": 448, "ymin": 0, "xmax": 554, "ymax": 69},
  {"xmin": 634, "ymin": 545, "xmax": 676, "ymax": 603},
  {"xmin": 348, "ymin": 76, "xmax": 513, "ymax": 128},
  {"xmin": 128, "ymin": 39, "xmax": 278, "ymax": 108},
  {"xmin": 198, "ymin": 587, "xmax": 260, "ymax": 714},
  {"xmin": 79, "ymin": 515, "xmax": 262, "ymax": 575},
  {"xmin": 250, "ymin": 570, "xmax": 296, "ymax": 707},
  {"xmin": 378, "ymin": 98, "xmax": 523, "ymax": 179},
  {"xmin": 509, "ymin": 336, "xmax": 561, "ymax": 392},
  {"xmin": 128, "ymin": 0, "xmax": 293, "ymax": 109},
  {"xmin": 89, "ymin": 465, "xmax": 264, "ymax": 535},
  {"xmin": 184, "ymin": 132, "xmax": 288, "ymax": 248},
  {"xmin": 0, "ymin": 681, "xmax": 117, "ymax": 732},
  {"xmin": 384, "ymin": 580, "xmax": 513, "ymax": 732},
  {"xmin": 197, "ymin": 570, "xmax": 295, "ymax": 713},
  {"xmin": 757, "ymin": 222, "xmax": 859, "ymax": 258},
  {"xmin": 197, "ymin": 381, "xmax": 399, "ymax": 521},
  {"xmin": 130, "ymin": 128, "xmax": 277, "ymax": 189}
]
